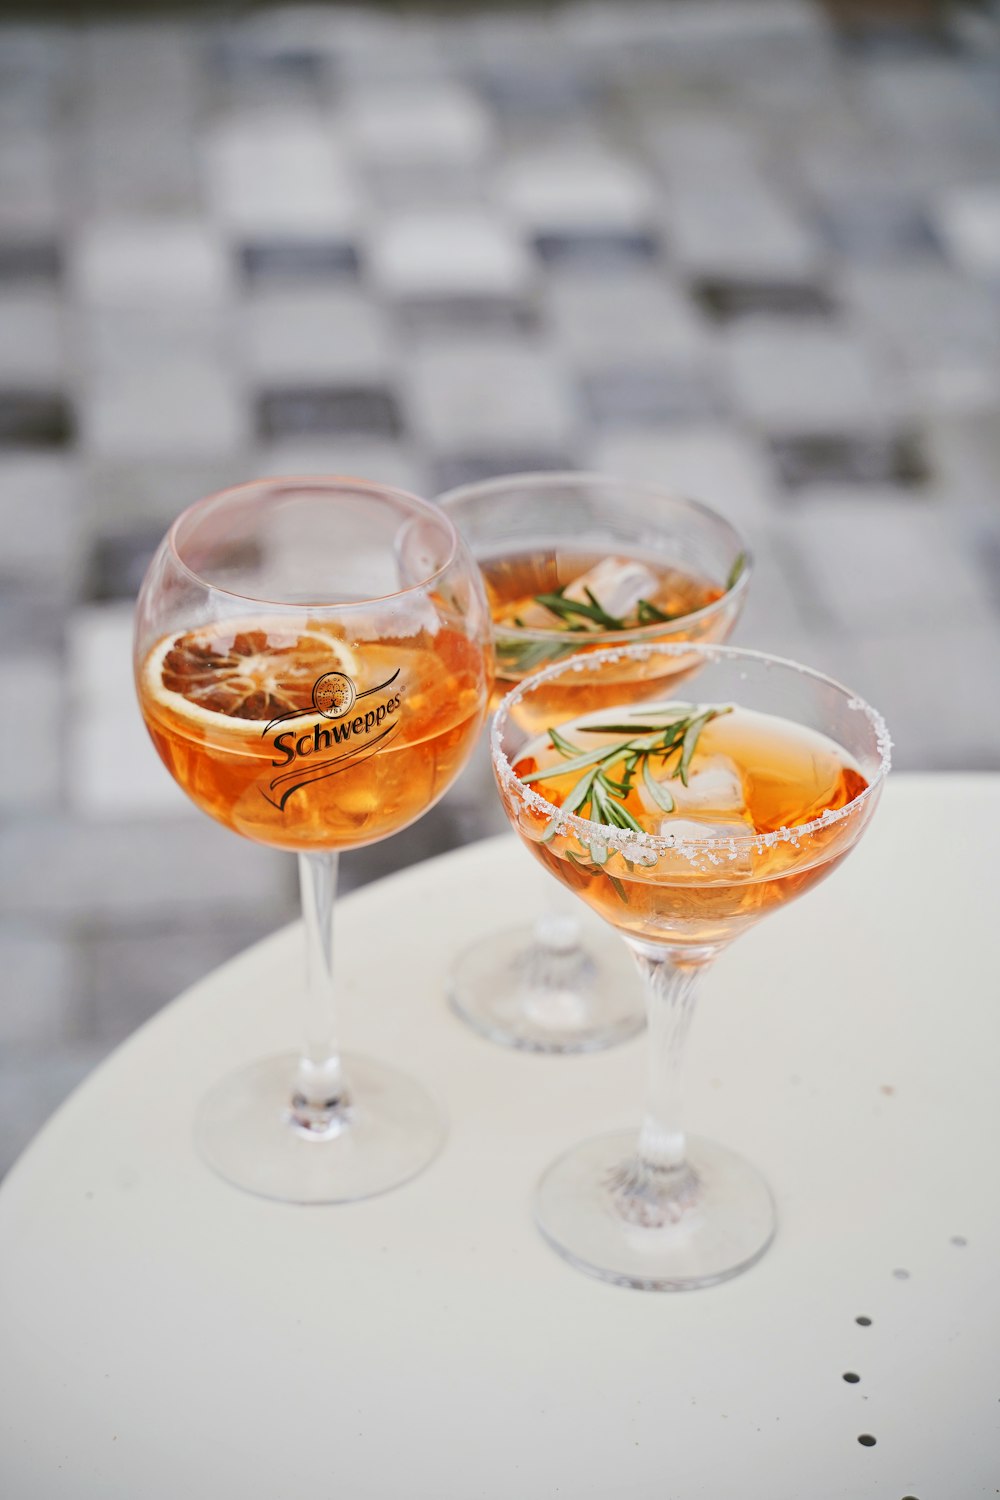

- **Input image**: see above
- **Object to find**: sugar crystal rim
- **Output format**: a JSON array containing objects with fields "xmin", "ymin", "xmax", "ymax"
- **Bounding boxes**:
[{"xmin": 490, "ymin": 641, "xmax": 893, "ymax": 856}]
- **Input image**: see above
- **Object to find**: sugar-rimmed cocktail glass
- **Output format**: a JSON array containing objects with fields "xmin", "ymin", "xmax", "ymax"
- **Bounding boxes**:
[
  {"xmin": 134, "ymin": 477, "xmax": 492, "ymax": 1204},
  {"xmin": 492, "ymin": 641, "xmax": 890, "ymax": 1288},
  {"xmin": 437, "ymin": 472, "xmax": 750, "ymax": 1054}
]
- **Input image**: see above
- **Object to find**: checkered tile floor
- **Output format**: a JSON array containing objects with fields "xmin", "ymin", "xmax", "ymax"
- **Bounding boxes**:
[{"xmin": 2, "ymin": 1, "xmax": 999, "ymax": 1171}]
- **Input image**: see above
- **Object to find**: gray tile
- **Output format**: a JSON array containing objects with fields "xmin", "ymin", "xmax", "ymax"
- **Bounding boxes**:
[
  {"xmin": 692, "ymin": 278, "xmax": 836, "ymax": 322},
  {"xmin": 239, "ymin": 239, "xmax": 360, "ymax": 283},
  {"xmin": 0, "ymin": 392, "xmax": 74, "ymax": 448},
  {"xmin": 85, "ymin": 914, "xmax": 286, "ymax": 1048},
  {"xmin": 534, "ymin": 231, "xmax": 661, "ymax": 269},
  {"xmin": 0, "ymin": 655, "xmax": 63, "ymax": 811},
  {"xmin": 816, "ymin": 193, "xmax": 941, "ymax": 262},
  {"xmin": 0, "ymin": 927, "xmax": 78, "ymax": 1050},
  {"xmin": 838, "ymin": 623, "xmax": 1000, "ymax": 772},
  {"xmin": 256, "ymin": 387, "xmax": 402, "ymax": 443},
  {"xmin": 0, "ymin": 1046, "xmax": 110, "ymax": 1179},
  {"xmin": 580, "ymin": 365, "xmax": 726, "ymax": 428},
  {"xmin": 0, "ymin": 240, "xmax": 62, "ymax": 283},
  {"xmin": 0, "ymin": 815, "xmax": 293, "ymax": 922},
  {"xmin": 768, "ymin": 432, "xmax": 928, "ymax": 491}
]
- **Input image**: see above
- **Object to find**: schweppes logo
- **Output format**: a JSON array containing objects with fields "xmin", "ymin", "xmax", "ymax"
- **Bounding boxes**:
[{"xmin": 260, "ymin": 668, "xmax": 402, "ymax": 811}]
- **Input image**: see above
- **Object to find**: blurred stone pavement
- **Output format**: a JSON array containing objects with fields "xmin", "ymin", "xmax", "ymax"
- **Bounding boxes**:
[{"xmin": 1, "ymin": 0, "xmax": 999, "ymax": 1170}]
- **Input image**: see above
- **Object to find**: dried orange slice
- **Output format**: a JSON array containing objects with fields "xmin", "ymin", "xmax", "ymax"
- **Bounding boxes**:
[{"xmin": 143, "ymin": 619, "xmax": 360, "ymax": 737}]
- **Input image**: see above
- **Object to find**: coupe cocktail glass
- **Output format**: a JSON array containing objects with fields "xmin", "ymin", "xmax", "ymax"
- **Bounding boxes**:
[
  {"xmin": 135, "ymin": 477, "xmax": 492, "ymax": 1203},
  {"xmin": 437, "ymin": 472, "xmax": 750, "ymax": 1054},
  {"xmin": 492, "ymin": 641, "xmax": 890, "ymax": 1288}
]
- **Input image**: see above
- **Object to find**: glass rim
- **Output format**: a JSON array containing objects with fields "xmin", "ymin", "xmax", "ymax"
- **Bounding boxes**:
[
  {"xmin": 166, "ymin": 474, "xmax": 461, "ymax": 608},
  {"xmin": 491, "ymin": 640, "xmax": 892, "ymax": 856},
  {"xmin": 435, "ymin": 469, "xmax": 753, "ymax": 641}
]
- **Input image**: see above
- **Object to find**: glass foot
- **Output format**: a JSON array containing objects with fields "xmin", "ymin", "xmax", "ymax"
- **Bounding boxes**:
[
  {"xmin": 196, "ymin": 1051, "xmax": 446, "ymax": 1204},
  {"xmin": 448, "ymin": 922, "xmax": 645, "ymax": 1054},
  {"xmin": 535, "ymin": 1130, "xmax": 776, "ymax": 1290}
]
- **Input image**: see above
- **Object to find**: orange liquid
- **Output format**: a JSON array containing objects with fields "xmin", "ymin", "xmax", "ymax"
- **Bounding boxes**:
[
  {"xmin": 500, "ymin": 702, "xmax": 869, "ymax": 948},
  {"xmin": 481, "ymin": 548, "xmax": 731, "ymax": 714},
  {"xmin": 140, "ymin": 625, "xmax": 489, "ymax": 853}
]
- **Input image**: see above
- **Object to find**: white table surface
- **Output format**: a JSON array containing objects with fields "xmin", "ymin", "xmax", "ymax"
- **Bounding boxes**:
[{"xmin": 1, "ymin": 775, "xmax": 998, "ymax": 1498}]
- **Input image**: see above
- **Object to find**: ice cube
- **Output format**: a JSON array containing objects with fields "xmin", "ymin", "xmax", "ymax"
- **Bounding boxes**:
[
  {"xmin": 638, "ymin": 753, "xmax": 750, "ymax": 822},
  {"xmin": 674, "ymin": 755, "xmax": 748, "ymax": 815},
  {"xmin": 658, "ymin": 816, "xmax": 755, "ymax": 872},
  {"xmin": 561, "ymin": 556, "xmax": 659, "ymax": 623}
]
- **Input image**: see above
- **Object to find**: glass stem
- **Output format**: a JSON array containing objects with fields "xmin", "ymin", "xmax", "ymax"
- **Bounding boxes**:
[
  {"xmin": 612, "ymin": 942, "xmax": 715, "ymax": 1225},
  {"xmin": 293, "ymin": 850, "xmax": 348, "ymax": 1136}
]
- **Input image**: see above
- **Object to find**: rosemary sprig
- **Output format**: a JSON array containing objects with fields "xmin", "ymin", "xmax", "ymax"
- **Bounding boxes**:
[
  {"xmin": 520, "ymin": 706, "xmax": 732, "ymax": 875},
  {"xmin": 533, "ymin": 587, "xmax": 626, "ymax": 632},
  {"xmin": 636, "ymin": 598, "xmax": 674, "ymax": 625},
  {"xmin": 725, "ymin": 552, "xmax": 747, "ymax": 593}
]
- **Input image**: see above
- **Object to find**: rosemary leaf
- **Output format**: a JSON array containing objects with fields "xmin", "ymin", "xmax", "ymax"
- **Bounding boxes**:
[
  {"xmin": 725, "ymin": 552, "xmax": 747, "ymax": 593},
  {"xmin": 636, "ymin": 598, "xmax": 673, "ymax": 625},
  {"xmin": 642, "ymin": 755, "xmax": 675, "ymax": 812}
]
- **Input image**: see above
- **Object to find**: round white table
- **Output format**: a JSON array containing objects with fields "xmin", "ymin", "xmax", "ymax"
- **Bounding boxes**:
[{"xmin": 1, "ymin": 775, "xmax": 997, "ymax": 1498}]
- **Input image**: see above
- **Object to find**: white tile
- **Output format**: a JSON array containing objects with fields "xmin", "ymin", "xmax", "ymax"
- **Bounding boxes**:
[
  {"xmin": 67, "ymin": 603, "xmax": 192, "ymax": 818},
  {"xmin": 933, "ymin": 184, "xmax": 1000, "ymax": 278},
  {"xmin": 0, "ymin": 293, "xmax": 66, "ymax": 383},
  {"xmin": 586, "ymin": 426, "xmax": 777, "ymax": 530},
  {"xmin": 547, "ymin": 270, "xmax": 715, "ymax": 367},
  {"xmin": 242, "ymin": 289, "xmax": 392, "ymax": 384},
  {"xmin": 369, "ymin": 211, "xmax": 533, "ymax": 302},
  {"xmin": 0, "ymin": 455, "xmax": 81, "ymax": 575},
  {"xmin": 642, "ymin": 115, "xmax": 760, "ymax": 188},
  {"xmin": 0, "ymin": 131, "xmax": 60, "ymax": 234},
  {"xmin": 254, "ymin": 440, "xmax": 425, "ymax": 497},
  {"xmin": 403, "ymin": 339, "xmax": 576, "ymax": 453},
  {"xmin": 72, "ymin": 218, "xmax": 231, "ymax": 306},
  {"xmin": 723, "ymin": 319, "xmax": 896, "ymax": 433},
  {"xmin": 203, "ymin": 110, "xmax": 362, "ymax": 236},
  {"xmin": 0, "ymin": 656, "xmax": 62, "ymax": 811},
  {"xmin": 667, "ymin": 178, "xmax": 821, "ymax": 281},
  {"xmin": 83, "ymin": 361, "xmax": 247, "ymax": 458},
  {"xmin": 340, "ymin": 81, "xmax": 492, "ymax": 167},
  {"xmin": 80, "ymin": 304, "xmax": 231, "ymax": 377},
  {"xmin": 498, "ymin": 148, "xmax": 654, "ymax": 234}
]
